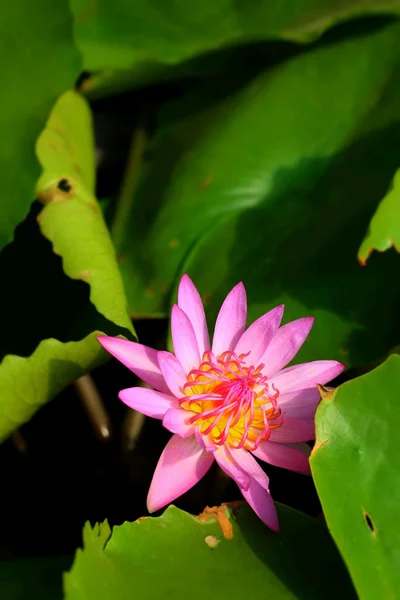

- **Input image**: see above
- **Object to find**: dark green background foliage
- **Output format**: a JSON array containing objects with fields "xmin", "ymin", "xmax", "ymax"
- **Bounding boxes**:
[{"xmin": 0, "ymin": 2, "xmax": 400, "ymax": 599}]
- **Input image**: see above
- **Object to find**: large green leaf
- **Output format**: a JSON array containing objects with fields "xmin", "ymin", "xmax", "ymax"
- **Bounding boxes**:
[
  {"xmin": 0, "ymin": 333, "xmax": 107, "ymax": 442},
  {"xmin": 70, "ymin": 0, "xmax": 400, "ymax": 74},
  {"xmin": 0, "ymin": 555, "xmax": 71, "ymax": 600},
  {"xmin": 0, "ymin": 0, "xmax": 80, "ymax": 251},
  {"xmin": 118, "ymin": 21, "xmax": 400, "ymax": 366},
  {"xmin": 310, "ymin": 354, "xmax": 400, "ymax": 599},
  {"xmin": 36, "ymin": 91, "xmax": 134, "ymax": 336},
  {"xmin": 358, "ymin": 168, "xmax": 400, "ymax": 263},
  {"xmin": 0, "ymin": 189, "xmax": 123, "ymax": 440},
  {"xmin": 64, "ymin": 503, "xmax": 355, "ymax": 599}
]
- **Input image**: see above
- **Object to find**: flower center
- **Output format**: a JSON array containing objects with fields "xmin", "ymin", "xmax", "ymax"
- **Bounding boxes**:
[{"xmin": 180, "ymin": 351, "xmax": 282, "ymax": 451}]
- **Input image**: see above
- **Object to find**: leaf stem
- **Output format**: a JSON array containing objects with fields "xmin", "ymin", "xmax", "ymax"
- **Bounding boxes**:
[{"xmin": 74, "ymin": 375, "xmax": 112, "ymax": 441}]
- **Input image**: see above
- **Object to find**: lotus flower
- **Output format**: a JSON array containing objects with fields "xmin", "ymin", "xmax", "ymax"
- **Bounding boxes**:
[{"xmin": 98, "ymin": 275, "xmax": 344, "ymax": 530}]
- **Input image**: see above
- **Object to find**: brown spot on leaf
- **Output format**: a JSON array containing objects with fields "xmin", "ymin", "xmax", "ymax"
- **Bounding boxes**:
[
  {"xmin": 202, "ymin": 293, "xmax": 212, "ymax": 306},
  {"xmin": 73, "ymin": 162, "xmax": 84, "ymax": 178},
  {"xmin": 168, "ymin": 239, "xmax": 179, "ymax": 249},
  {"xmin": 358, "ymin": 255, "xmax": 368, "ymax": 267},
  {"xmin": 76, "ymin": 1, "xmax": 98, "ymax": 24},
  {"xmin": 58, "ymin": 178, "xmax": 72, "ymax": 193},
  {"xmin": 205, "ymin": 535, "xmax": 220, "ymax": 549},
  {"xmin": 135, "ymin": 516, "xmax": 150, "ymax": 524},
  {"xmin": 317, "ymin": 384, "xmax": 334, "ymax": 402},
  {"xmin": 37, "ymin": 177, "xmax": 76, "ymax": 205},
  {"xmin": 197, "ymin": 502, "xmax": 242, "ymax": 539},
  {"xmin": 80, "ymin": 270, "xmax": 91, "ymax": 280},
  {"xmin": 79, "ymin": 77, "xmax": 93, "ymax": 94},
  {"xmin": 200, "ymin": 173, "xmax": 213, "ymax": 189}
]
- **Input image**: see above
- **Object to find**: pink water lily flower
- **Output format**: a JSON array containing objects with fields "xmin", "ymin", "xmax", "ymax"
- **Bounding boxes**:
[{"xmin": 98, "ymin": 275, "xmax": 344, "ymax": 530}]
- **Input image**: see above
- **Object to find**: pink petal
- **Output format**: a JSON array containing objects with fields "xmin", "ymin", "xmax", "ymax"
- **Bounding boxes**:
[
  {"xmin": 171, "ymin": 304, "xmax": 201, "ymax": 374},
  {"xmin": 269, "ymin": 360, "xmax": 345, "ymax": 394},
  {"xmin": 252, "ymin": 441, "xmax": 311, "ymax": 473},
  {"xmin": 178, "ymin": 275, "xmax": 210, "ymax": 356},
  {"xmin": 228, "ymin": 447, "xmax": 270, "ymax": 490},
  {"xmin": 158, "ymin": 351, "xmax": 187, "ymax": 398},
  {"xmin": 147, "ymin": 435, "xmax": 214, "ymax": 513},
  {"xmin": 98, "ymin": 336, "xmax": 169, "ymax": 393},
  {"xmin": 234, "ymin": 305, "xmax": 284, "ymax": 365},
  {"xmin": 118, "ymin": 387, "xmax": 178, "ymax": 419},
  {"xmin": 261, "ymin": 317, "xmax": 314, "ymax": 376},
  {"xmin": 195, "ymin": 431, "xmax": 217, "ymax": 452},
  {"xmin": 162, "ymin": 408, "xmax": 196, "ymax": 437},
  {"xmin": 269, "ymin": 417, "xmax": 315, "ymax": 443},
  {"xmin": 278, "ymin": 388, "xmax": 321, "ymax": 420},
  {"xmin": 212, "ymin": 282, "xmax": 247, "ymax": 357},
  {"xmin": 214, "ymin": 445, "xmax": 252, "ymax": 491},
  {"xmin": 240, "ymin": 479, "xmax": 279, "ymax": 531}
]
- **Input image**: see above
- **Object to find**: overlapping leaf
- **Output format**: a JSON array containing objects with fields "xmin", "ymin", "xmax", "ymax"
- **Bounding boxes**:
[
  {"xmin": 117, "ymin": 21, "xmax": 400, "ymax": 367},
  {"xmin": 0, "ymin": 334, "xmax": 107, "ymax": 442},
  {"xmin": 311, "ymin": 354, "xmax": 400, "ymax": 599},
  {"xmin": 70, "ymin": 0, "xmax": 400, "ymax": 73},
  {"xmin": 64, "ymin": 503, "xmax": 355, "ymax": 599},
  {"xmin": 0, "ymin": 91, "xmax": 133, "ymax": 440},
  {"xmin": 358, "ymin": 168, "xmax": 400, "ymax": 263},
  {"xmin": 36, "ymin": 91, "xmax": 134, "ymax": 335},
  {"xmin": 0, "ymin": 0, "xmax": 81, "ymax": 251}
]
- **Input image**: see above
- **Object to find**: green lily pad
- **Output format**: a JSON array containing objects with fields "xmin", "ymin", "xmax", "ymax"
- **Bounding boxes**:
[
  {"xmin": 0, "ymin": 333, "xmax": 107, "ymax": 442},
  {"xmin": 0, "ymin": 555, "xmax": 72, "ymax": 600},
  {"xmin": 118, "ymin": 21, "xmax": 400, "ymax": 366},
  {"xmin": 64, "ymin": 503, "xmax": 355, "ymax": 599},
  {"xmin": 70, "ymin": 0, "xmax": 400, "ymax": 75},
  {"xmin": 358, "ymin": 168, "xmax": 400, "ymax": 263},
  {"xmin": 36, "ymin": 91, "xmax": 134, "ymax": 336},
  {"xmin": 310, "ymin": 354, "xmax": 400, "ymax": 599},
  {"xmin": 0, "ymin": 171, "xmax": 126, "ymax": 440},
  {"xmin": 0, "ymin": 0, "xmax": 80, "ymax": 251}
]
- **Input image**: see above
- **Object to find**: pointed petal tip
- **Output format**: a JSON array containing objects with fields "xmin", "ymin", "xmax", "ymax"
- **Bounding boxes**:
[
  {"xmin": 118, "ymin": 387, "xmax": 177, "ymax": 419},
  {"xmin": 299, "ymin": 315, "xmax": 315, "ymax": 334},
  {"xmin": 146, "ymin": 488, "xmax": 165, "ymax": 515},
  {"xmin": 276, "ymin": 304, "xmax": 285, "ymax": 319},
  {"xmin": 213, "ymin": 281, "xmax": 248, "ymax": 355},
  {"xmin": 270, "ymin": 304, "xmax": 285, "ymax": 319},
  {"xmin": 97, "ymin": 334, "xmax": 115, "ymax": 349},
  {"xmin": 269, "ymin": 520, "xmax": 280, "ymax": 532},
  {"xmin": 97, "ymin": 335, "xmax": 131, "ymax": 357},
  {"xmin": 146, "ymin": 499, "xmax": 158, "ymax": 514},
  {"xmin": 227, "ymin": 281, "xmax": 246, "ymax": 297},
  {"xmin": 330, "ymin": 360, "xmax": 346, "ymax": 376},
  {"xmin": 180, "ymin": 273, "xmax": 193, "ymax": 285},
  {"xmin": 170, "ymin": 305, "xmax": 201, "ymax": 373}
]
